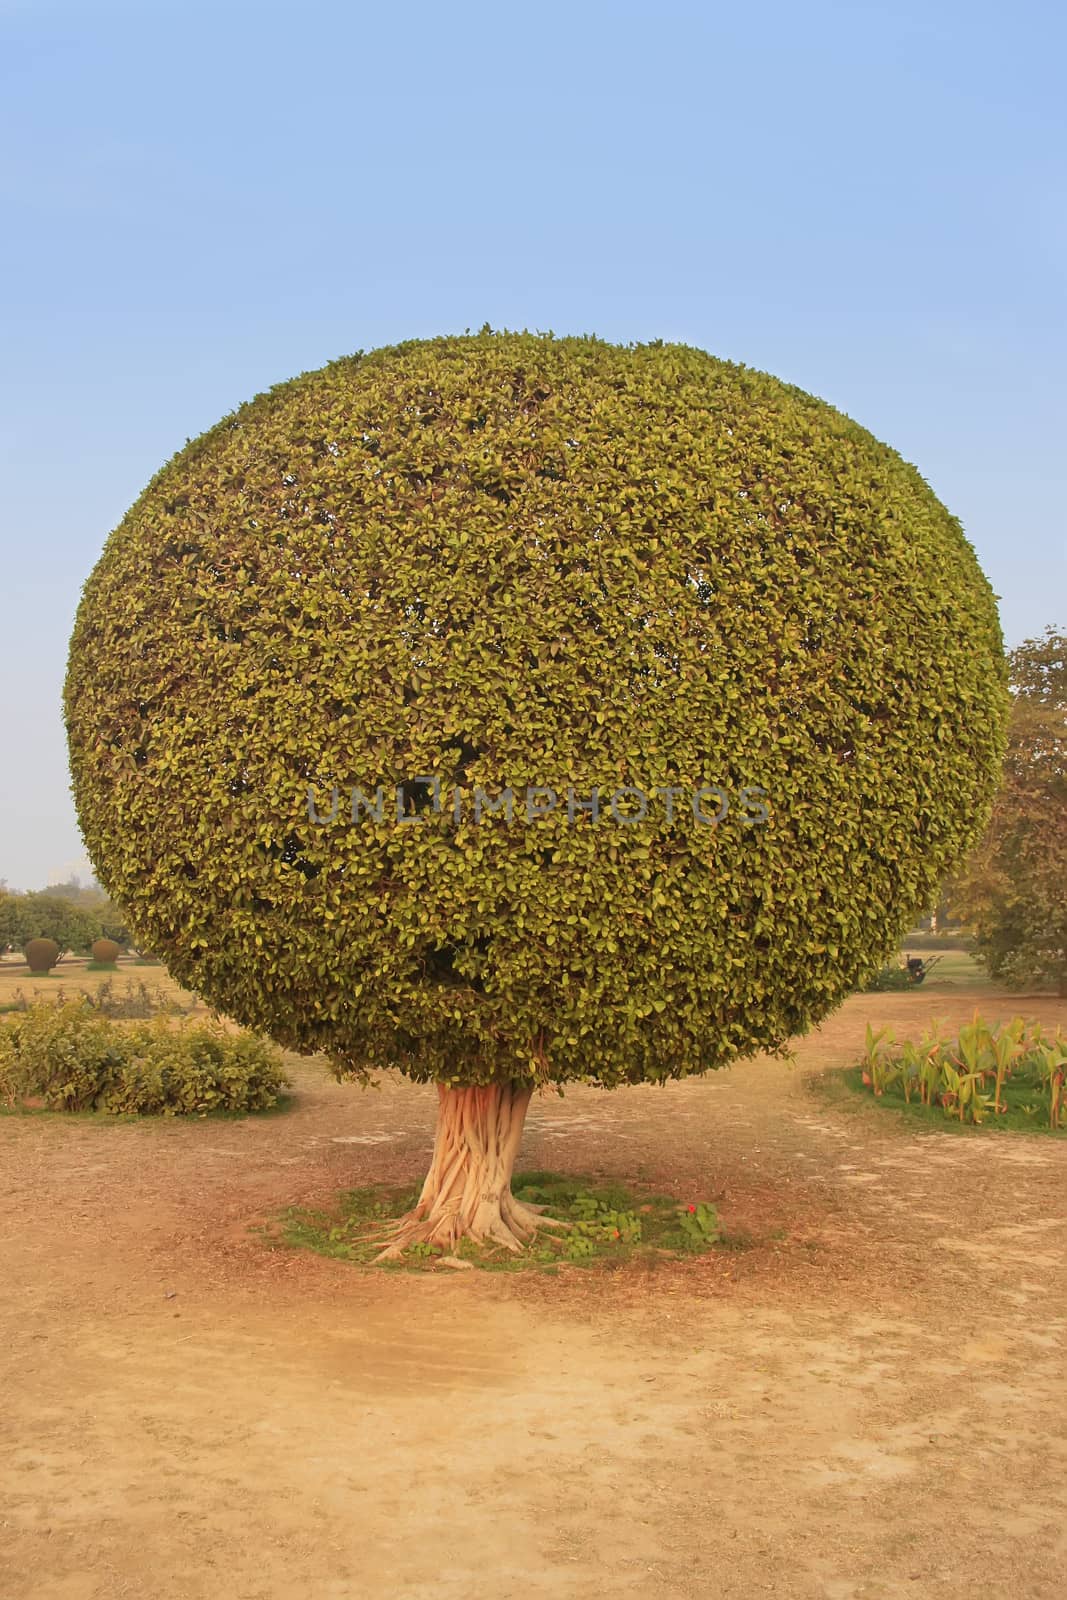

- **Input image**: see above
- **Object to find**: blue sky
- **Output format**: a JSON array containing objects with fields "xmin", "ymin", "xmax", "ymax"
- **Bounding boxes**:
[{"xmin": 1, "ymin": 0, "xmax": 1063, "ymax": 890}]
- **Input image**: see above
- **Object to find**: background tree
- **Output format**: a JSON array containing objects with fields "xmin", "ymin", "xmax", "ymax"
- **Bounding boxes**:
[
  {"xmin": 0, "ymin": 891, "xmax": 26, "ymax": 954},
  {"xmin": 16, "ymin": 892, "xmax": 102, "ymax": 958},
  {"xmin": 43, "ymin": 875, "xmax": 94, "ymax": 899},
  {"xmin": 953, "ymin": 628, "xmax": 1067, "ymax": 993},
  {"xmin": 43, "ymin": 879, "xmax": 130, "ymax": 946},
  {"xmin": 65, "ymin": 332, "xmax": 1008, "ymax": 1254}
]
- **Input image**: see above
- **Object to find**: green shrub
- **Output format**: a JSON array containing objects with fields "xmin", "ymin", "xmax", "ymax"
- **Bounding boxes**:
[
  {"xmin": 0, "ymin": 1002, "xmax": 125, "ymax": 1109},
  {"xmin": 0, "ymin": 1001, "xmax": 289, "ymax": 1115},
  {"xmin": 24, "ymin": 938, "xmax": 60, "ymax": 974}
]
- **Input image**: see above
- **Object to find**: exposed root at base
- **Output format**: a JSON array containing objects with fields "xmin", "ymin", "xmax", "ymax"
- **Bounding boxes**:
[
  {"xmin": 369, "ymin": 1193, "xmax": 571, "ymax": 1263},
  {"xmin": 362, "ymin": 1080, "xmax": 572, "ymax": 1263}
]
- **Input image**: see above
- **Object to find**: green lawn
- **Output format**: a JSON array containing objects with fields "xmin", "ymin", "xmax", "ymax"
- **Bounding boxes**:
[{"xmin": 904, "ymin": 948, "xmax": 992, "ymax": 990}]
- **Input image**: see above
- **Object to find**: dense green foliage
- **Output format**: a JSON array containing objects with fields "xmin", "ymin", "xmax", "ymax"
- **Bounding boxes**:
[
  {"xmin": 953, "ymin": 629, "xmax": 1066, "ymax": 994},
  {"xmin": 0, "ymin": 1001, "xmax": 288, "ymax": 1115},
  {"xmin": 24, "ymin": 938, "xmax": 59, "ymax": 974},
  {"xmin": 90, "ymin": 937, "xmax": 122, "ymax": 966},
  {"xmin": 65, "ymin": 332, "xmax": 1007, "ymax": 1088}
]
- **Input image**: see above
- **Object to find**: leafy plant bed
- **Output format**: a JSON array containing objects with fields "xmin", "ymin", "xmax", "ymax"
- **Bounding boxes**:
[
  {"xmin": 845, "ymin": 1015, "xmax": 1067, "ymax": 1132},
  {"xmin": 274, "ymin": 1170, "xmax": 726, "ymax": 1272},
  {"xmin": 834, "ymin": 1064, "xmax": 1067, "ymax": 1136}
]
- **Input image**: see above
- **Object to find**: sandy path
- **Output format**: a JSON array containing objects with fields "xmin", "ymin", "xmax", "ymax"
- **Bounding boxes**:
[{"xmin": 1, "ymin": 987, "xmax": 1065, "ymax": 1599}]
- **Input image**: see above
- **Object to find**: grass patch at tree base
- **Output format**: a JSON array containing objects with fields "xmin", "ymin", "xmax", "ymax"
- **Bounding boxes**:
[{"xmin": 272, "ymin": 1170, "xmax": 730, "ymax": 1271}]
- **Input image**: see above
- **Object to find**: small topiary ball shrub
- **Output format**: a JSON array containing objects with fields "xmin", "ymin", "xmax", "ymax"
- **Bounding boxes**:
[
  {"xmin": 88, "ymin": 937, "xmax": 122, "ymax": 970},
  {"xmin": 65, "ymin": 331, "xmax": 1009, "ymax": 1252},
  {"xmin": 0, "ymin": 1001, "xmax": 289, "ymax": 1115},
  {"xmin": 24, "ymin": 938, "xmax": 60, "ymax": 975}
]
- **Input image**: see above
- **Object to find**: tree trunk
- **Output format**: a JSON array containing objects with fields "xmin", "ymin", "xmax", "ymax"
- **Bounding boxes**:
[{"xmin": 372, "ymin": 1081, "xmax": 566, "ymax": 1261}]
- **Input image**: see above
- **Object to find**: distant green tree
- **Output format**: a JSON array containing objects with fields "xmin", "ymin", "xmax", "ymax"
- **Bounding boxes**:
[
  {"xmin": 954, "ymin": 628, "xmax": 1067, "ymax": 994},
  {"xmin": 0, "ymin": 892, "xmax": 27, "ymax": 953},
  {"xmin": 43, "ymin": 876, "xmax": 93, "ymax": 899},
  {"xmin": 41, "ymin": 881, "xmax": 129, "ymax": 947},
  {"xmin": 96, "ymin": 903, "xmax": 130, "ymax": 946},
  {"xmin": 16, "ymin": 892, "xmax": 103, "ymax": 957}
]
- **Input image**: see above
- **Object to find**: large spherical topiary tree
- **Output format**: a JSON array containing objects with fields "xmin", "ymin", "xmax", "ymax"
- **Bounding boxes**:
[{"xmin": 65, "ymin": 332, "xmax": 1008, "ymax": 1254}]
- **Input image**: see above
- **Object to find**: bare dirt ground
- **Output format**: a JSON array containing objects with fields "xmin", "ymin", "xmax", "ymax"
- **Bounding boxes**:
[{"xmin": 2, "ymin": 980, "xmax": 1066, "ymax": 1600}]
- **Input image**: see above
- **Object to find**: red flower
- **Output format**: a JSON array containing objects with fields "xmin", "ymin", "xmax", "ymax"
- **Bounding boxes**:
[{"xmin": 687, "ymin": 1204, "xmax": 697, "ymax": 1214}]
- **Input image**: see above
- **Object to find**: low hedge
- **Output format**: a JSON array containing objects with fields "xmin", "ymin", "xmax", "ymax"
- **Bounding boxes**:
[{"xmin": 0, "ymin": 1001, "xmax": 289, "ymax": 1115}]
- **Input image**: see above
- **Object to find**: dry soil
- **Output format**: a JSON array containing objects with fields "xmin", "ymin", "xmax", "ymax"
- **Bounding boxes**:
[{"xmin": 1, "ymin": 981, "xmax": 1065, "ymax": 1600}]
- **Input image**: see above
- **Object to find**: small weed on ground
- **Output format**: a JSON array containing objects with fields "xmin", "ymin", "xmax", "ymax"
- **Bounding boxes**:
[{"xmin": 0, "ymin": 980, "xmax": 190, "ymax": 1019}]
